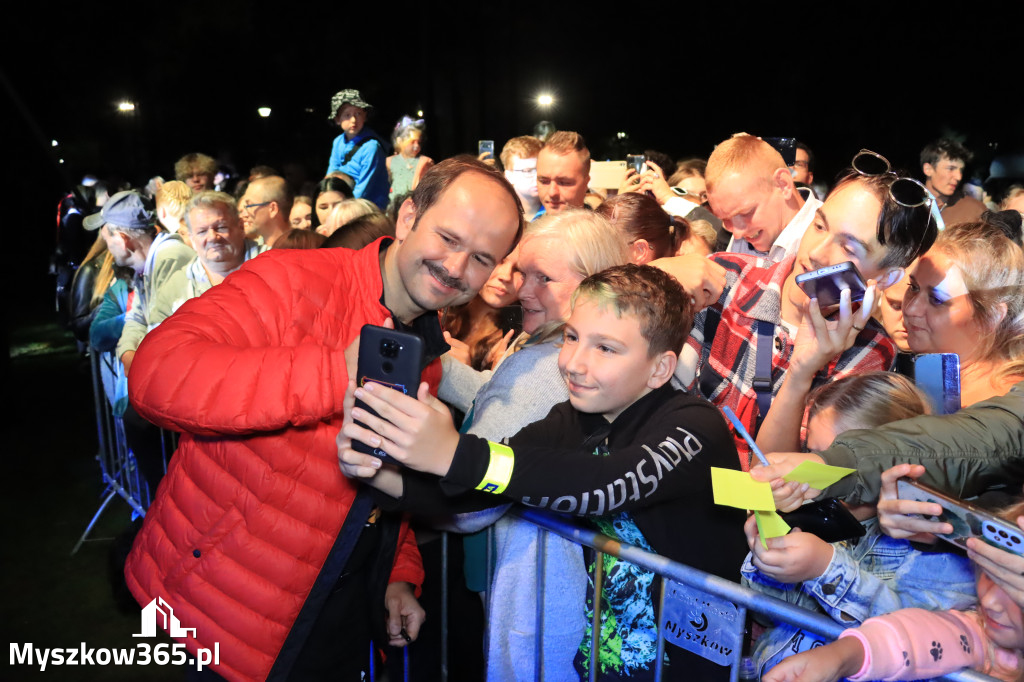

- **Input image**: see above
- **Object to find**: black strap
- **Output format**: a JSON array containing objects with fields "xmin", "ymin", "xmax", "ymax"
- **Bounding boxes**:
[
  {"xmin": 267, "ymin": 489, "xmax": 375, "ymax": 682},
  {"xmin": 753, "ymin": 320, "xmax": 775, "ymax": 427},
  {"xmin": 343, "ymin": 137, "xmax": 374, "ymax": 166},
  {"xmin": 697, "ymin": 315, "xmax": 774, "ymax": 434}
]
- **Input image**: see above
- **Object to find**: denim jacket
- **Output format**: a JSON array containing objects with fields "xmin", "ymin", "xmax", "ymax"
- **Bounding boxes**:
[{"xmin": 741, "ymin": 518, "xmax": 978, "ymax": 678}]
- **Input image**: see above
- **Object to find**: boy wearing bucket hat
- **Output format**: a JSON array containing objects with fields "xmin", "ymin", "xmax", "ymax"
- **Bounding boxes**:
[{"xmin": 326, "ymin": 89, "xmax": 389, "ymax": 209}]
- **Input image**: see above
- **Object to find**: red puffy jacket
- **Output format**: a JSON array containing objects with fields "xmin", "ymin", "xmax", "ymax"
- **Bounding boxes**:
[{"xmin": 125, "ymin": 240, "xmax": 432, "ymax": 681}]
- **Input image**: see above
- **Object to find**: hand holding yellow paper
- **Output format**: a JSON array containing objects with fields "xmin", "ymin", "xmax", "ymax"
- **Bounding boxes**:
[
  {"xmin": 754, "ymin": 510, "xmax": 791, "ymax": 547},
  {"xmin": 782, "ymin": 461, "xmax": 855, "ymax": 490},
  {"xmin": 711, "ymin": 467, "xmax": 776, "ymax": 512}
]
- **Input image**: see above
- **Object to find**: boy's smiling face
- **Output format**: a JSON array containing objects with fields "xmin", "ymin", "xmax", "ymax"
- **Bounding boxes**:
[{"xmin": 558, "ymin": 298, "xmax": 676, "ymax": 423}]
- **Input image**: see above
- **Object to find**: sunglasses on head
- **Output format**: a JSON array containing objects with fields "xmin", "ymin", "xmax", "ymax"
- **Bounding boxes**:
[
  {"xmin": 852, "ymin": 150, "xmax": 946, "ymax": 233},
  {"xmin": 849, "ymin": 150, "xmax": 942, "ymax": 265}
]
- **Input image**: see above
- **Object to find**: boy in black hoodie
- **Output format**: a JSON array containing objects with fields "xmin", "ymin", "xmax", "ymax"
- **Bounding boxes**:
[{"xmin": 342, "ymin": 264, "xmax": 746, "ymax": 681}]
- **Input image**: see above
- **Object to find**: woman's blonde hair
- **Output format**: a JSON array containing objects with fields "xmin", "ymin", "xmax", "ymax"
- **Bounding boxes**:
[
  {"xmin": 933, "ymin": 216, "xmax": 1024, "ymax": 382},
  {"xmin": 519, "ymin": 209, "xmax": 630, "ymax": 344}
]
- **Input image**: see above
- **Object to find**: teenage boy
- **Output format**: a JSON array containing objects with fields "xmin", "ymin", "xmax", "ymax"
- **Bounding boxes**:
[{"xmin": 340, "ymin": 264, "xmax": 746, "ymax": 681}]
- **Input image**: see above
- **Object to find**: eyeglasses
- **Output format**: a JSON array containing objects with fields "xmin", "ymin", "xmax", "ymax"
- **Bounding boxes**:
[
  {"xmin": 789, "ymin": 160, "xmax": 810, "ymax": 170},
  {"xmin": 242, "ymin": 201, "xmax": 271, "ymax": 215}
]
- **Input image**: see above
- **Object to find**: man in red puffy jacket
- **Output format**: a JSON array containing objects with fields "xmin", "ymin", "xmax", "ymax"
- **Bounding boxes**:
[{"xmin": 124, "ymin": 156, "xmax": 524, "ymax": 681}]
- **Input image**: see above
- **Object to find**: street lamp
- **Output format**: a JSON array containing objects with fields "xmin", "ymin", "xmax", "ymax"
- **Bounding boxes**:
[{"xmin": 537, "ymin": 93, "xmax": 554, "ymax": 108}]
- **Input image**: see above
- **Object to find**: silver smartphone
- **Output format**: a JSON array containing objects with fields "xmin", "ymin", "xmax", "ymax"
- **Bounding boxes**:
[{"xmin": 897, "ymin": 478, "xmax": 1024, "ymax": 557}]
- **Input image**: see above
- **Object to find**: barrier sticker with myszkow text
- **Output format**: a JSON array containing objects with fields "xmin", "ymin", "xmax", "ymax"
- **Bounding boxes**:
[{"xmin": 660, "ymin": 581, "xmax": 741, "ymax": 666}]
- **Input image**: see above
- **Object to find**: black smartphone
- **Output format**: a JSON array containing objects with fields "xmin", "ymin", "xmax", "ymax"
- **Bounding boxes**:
[
  {"xmin": 353, "ymin": 324, "xmax": 424, "ymax": 464},
  {"xmin": 778, "ymin": 498, "xmax": 865, "ymax": 543},
  {"xmin": 897, "ymin": 478, "xmax": 1024, "ymax": 557},
  {"xmin": 763, "ymin": 137, "xmax": 797, "ymax": 166},
  {"xmin": 914, "ymin": 353, "xmax": 961, "ymax": 415},
  {"xmin": 795, "ymin": 262, "xmax": 867, "ymax": 309}
]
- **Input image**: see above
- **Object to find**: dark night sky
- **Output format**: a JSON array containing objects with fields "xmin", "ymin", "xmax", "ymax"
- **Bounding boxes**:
[{"xmin": 6, "ymin": 0, "xmax": 1023, "ymax": 292}]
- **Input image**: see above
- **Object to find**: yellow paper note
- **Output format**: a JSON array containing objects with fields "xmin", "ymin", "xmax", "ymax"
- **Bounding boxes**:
[
  {"xmin": 755, "ymin": 510, "xmax": 791, "ymax": 547},
  {"xmin": 783, "ymin": 461, "xmax": 855, "ymax": 490},
  {"xmin": 711, "ymin": 467, "xmax": 775, "ymax": 512}
]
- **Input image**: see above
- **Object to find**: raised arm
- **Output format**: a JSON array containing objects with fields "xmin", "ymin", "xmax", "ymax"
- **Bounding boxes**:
[
  {"xmin": 817, "ymin": 381, "xmax": 1024, "ymax": 505},
  {"xmin": 130, "ymin": 250, "xmax": 356, "ymax": 436}
]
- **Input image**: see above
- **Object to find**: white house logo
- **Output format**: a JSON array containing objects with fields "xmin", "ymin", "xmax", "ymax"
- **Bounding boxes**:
[
  {"xmin": 135, "ymin": 597, "xmax": 197, "ymax": 639},
  {"xmin": 11, "ymin": 596, "xmax": 219, "ymax": 672}
]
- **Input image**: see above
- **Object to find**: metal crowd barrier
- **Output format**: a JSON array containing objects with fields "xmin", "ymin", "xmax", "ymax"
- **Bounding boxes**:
[
  {"xmin": 73, "ymin": 350, "xmax": 173, "ymax": 554},
  {"xmin": 74, "ymin": 350, "xmax": 995, "ymax": 681},
  {"xmin": 455, "ymin": 507, "xmax": 992, "ymax": 682}
]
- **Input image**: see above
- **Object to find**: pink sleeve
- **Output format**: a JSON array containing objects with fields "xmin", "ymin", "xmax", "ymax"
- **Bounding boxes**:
[{"xmin": 841, "ymin": 609, "xmax": 986, "ymax": 681}]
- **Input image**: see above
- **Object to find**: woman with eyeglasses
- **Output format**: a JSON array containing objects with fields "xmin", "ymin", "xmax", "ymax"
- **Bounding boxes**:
[{"xmin": 902, "ymin": 210, "xmax": 1024, "ymax": 407}]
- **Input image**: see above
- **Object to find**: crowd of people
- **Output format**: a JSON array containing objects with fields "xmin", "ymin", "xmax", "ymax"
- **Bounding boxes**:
[{"xmin": 52, "ymin": 86, "xmax": 1024, "ymax": 682}]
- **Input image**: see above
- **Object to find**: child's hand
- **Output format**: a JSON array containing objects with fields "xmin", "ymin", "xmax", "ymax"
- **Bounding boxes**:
[
  {"xmin": 967, "ymin": 514, "xmax": 1024, "ymax": 610},
  {"xmin": 751, "ymin": 452, "xmax": 824, "ymax": 512},
  {"xmin": 762, "ymin": 636, "xmax": 865, "ymax": 682},
  {"xmin": 343, "ymin": 380, "xmax": 460, "ymax": 477},
  {"xmin": 877, "ymin": 463, "xmax": 950, "ymax": 542},
  {"xmin": 745, "ymin": 515, "xmax": 834, "ymax": 584}
]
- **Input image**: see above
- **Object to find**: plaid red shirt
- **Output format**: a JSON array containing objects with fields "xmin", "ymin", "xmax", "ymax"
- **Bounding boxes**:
[{"xmin": 676, "ymin": 253, "xmax": 896, "ymax": 470}]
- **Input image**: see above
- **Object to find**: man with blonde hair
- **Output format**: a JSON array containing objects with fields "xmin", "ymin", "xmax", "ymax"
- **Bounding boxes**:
[
  {"xmin": 239, "ymin": 175, "xmax": 293, "ymax": 247},
  {"xmin": 155, "ymin": 180, "xmax": 193, "ymax": 245},
  {"xmin": 536, "ymin": 130, "xmax": 590, "ymax": 215},
  {"xmin": 501, "ymin": 135, "xmax": 544, "ymax": 220},
  {"xmin": 174, "ymin": 152, "xmax": 217, "ymax": 192},
  {"xmin": 705, "ymin": 133, "xmax": 820, "ymax": 263}
]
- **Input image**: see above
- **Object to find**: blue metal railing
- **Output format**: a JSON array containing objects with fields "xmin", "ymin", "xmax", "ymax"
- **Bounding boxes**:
[
  {"xmin": 508, "ymin": 507, "xmax": 996, "ymax": 682},
  {"xmin": 79, "ymin": 350, "xmax": 996, "ymax": 681}
]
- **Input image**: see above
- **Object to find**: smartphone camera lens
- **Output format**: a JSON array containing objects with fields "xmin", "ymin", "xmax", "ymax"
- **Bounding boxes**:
[
  {"xmin": 380, "ymin": 339, "xmax": 401, "ymax": 358},
  {"xmin": 999, "ymin": 529, "xmax": 1009, "ymax": 538},
  {"xmin": 1012, "ymin": 536, "xmax": 1021, "ymax": 544}
]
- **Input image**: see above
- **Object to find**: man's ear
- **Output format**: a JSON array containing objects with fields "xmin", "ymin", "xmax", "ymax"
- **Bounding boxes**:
[
  {"xmin": 395, "ymin": 198, "xmax": 417, "ymax": 242},
  {"xmin": 647, "ymin": 351, "xmax": 677, "ymax": 389},
  {"xmin": 115, "ymin": 230, "xmax": 133, "ymax": 251},
  {"xmin": 268, "ymin": 201, "xmax": 281, "ymax": 219},
  {"xmin": 774, "ymin": 167, "xmax": 795, "ymax": 198},
  {"xmin": 877, "ymin": 267, "xmax": 905, "ymax": 290},
  {"xmin": 923, "ymin": 163, "xmax": 935, "ymax": 180}
]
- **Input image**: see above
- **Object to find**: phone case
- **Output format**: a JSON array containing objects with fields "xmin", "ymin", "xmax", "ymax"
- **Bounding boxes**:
[
  {"xmin": 794, "ymin": 262, "xmax": 867, "ymax": 309},
  {"xmin": 353, "ymin": 324, "xmax": 424, "ymax": 463},
  {"xmin": 896, "ymin": 478, "xmax": 1024, "ymax": 557},
  {"xmin": 779, "ymin": 497, "xmax": 866, "ymax": 543},
  {"xmin": 913, "ymin": 353, "xmax": 961, "ymax": 415}
]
